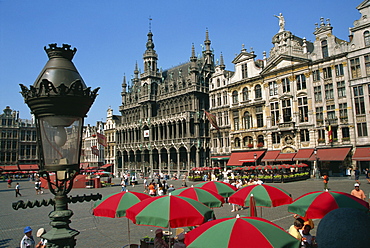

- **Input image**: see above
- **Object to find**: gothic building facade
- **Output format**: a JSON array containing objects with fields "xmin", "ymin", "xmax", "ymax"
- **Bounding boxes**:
[
  {"xmin": 210, "ymin": 0, "xmax": 370, "ymax": 176},
  {"xmin": 115, "ymin": 30, "xmax": 214, "ymax": 176}
]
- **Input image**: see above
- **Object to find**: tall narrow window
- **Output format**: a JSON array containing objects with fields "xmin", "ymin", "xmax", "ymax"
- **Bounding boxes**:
[
  {"xmin": 313, "ymin": 70, "xmax": 320, "ymax": 81},
  {"xmin": 316, "ymin": 107, "xmax": 323, "ymax": 122},
  {"xmin": 314, "ymin": 86, "xmax": 322, "ymax": 102},
  {"xmin": 364, "ymin": 31, "xmax": 370, "ymax": 46},
  {"xmin": 256, "ymin": 106, "xmax": 264, "ymax": 127},
  {"xmin": 296, "ymin": 74, "xmax": 306, "ymax": 90},
  {"xmin": 339, "ymin": 103, "xmax": 348, "ymax": 119},
  {"xmin": 282, "ymin": 78, "xmax": 290, "ymax": 93},
  {"xmin": 242, "ymin": 63, "xmax": 248, "ymax": 78},
  {"xmin": 242, "ymin": 87, "xmax": 249, "ymax": 101},
  {"xmin": 243, "ymin": 111, "xmax": 252, "ymax": 129},
  {"xmin": 234, "ymin": 137, "xmax": 240, "ymax": 147},
  {"xmin": 357, "ymin": 122, "xmax": 368, "ymax": 137},
  {"xmin": 233, "ymin": 111, "xmax": 239, "ymax": 130},
  {"xmin": 269, "ymin": 81, "xmax": 278, "ymax": 96},
  {"xmin": 335, "ymin": 64, "xmax": 344, "ymax": 76},
  {"xmin": 218, "ymin": 112, "xmax": 223, "ymax": 126},
  {"xmin": 325, "ymin": 83, "xmax": 334, "ymax": 100},
  {"xmin": 217, "ymin": 93, "xmax": 222, "ymax": 106},
  {"xmin": 350, "ymin": 58, "xmax": 361, "ymax": 79},
  {"xmin": 354, "ymin": 86, "xmax": 365, "ymax": 115},
  {"xmin": 323, "ymin": 67, "xmax": 332, "ymax": 79},
  {"xmin": 282, "ymin": 99, "xmax": 292, "ymax": 122},
  {"xmin": 223, "ymin": 91, "xmax": 228, "ymax": 105},
  {"xmin": 342, "ymin": 127, "xmax": 350, "ymax": 139},
  {"xmin": 298, "ymin": 97, "xmax": 308, "ymax": 122},
  {"xmin": 224, "ymin": 111, "xmax": 229, "ymax": 125},
  {"xmin": 321, "ymin": 40, "xmax": 329, "ymax": 58},
  {"xmin": 255, "ymin": 85, "xmax": 262, "ymax": 98},
  {"xmin": 270, "ymin": 102, "xmax": 279, "ymax": 126},
  {"xmin": 300, "ymin": 129, "xmax": 310, "ymax": 142},
  {"xmin": 327, "ymin": 104, "xmax": 336, "ymax": 121},
  {"xmin": 272, "ymin": 132, "xmax": 280, "ymax": 144},
  {"xmin": 217, "ymin": 78, "xmax": 220, "ymax": 87},
  {"xmin": 232, "ymin": 90, "xmax": 238, "ymax": 104},
  {"xmin": 337, "ymin": 81, "xmax": 346, "ymax": 98},
  {"xmin": 365, "ymin": 55, "xmax": 370, "ymax": 76}
]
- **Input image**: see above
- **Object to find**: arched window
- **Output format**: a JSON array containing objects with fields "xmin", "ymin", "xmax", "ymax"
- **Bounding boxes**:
[
  {"xmin": 234, "ymin": 137, "xmax": 240, "ymax": 148},
  {"xmin": 242, "ymin": 87, "xmax": 248, "ymax": 101},
  {"xmin": 257, "ymin": 135, "xmax": 264, "ymax": 147},
  {"xmin": 217, "ymin": 78, "xmax": 221, "ymax": 87},
  {"xmin": 364, "ymin": 31, "xmax": 370, "ymax": 46},
  {"xmin": 243, "ymin": 111, "xmax": 252, "ymax": 129},
  {"xmin": 321, "ymin": 40, "xmax": 329, "ymax": 58},
  {"xmin": 232, "ymin": 90, "xmax": 239, "ymax": 104},
  {"xmin": 255, "ymin": 85, "xmax": 262, "ymax": 99}
]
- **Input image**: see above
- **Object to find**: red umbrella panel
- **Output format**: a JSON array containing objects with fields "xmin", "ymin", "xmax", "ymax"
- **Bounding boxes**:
[
  {"xmin": 184, "ymin": 216, "xmax": 300, "ymax": 248},
  {"xmin": 93, "ymin": 191, "xmax": 151, "ymax": 218},
  {"xmin": 126, "ymin": 195, "xmax": 214, "ymax": 228},
  {"xmin": 194, "ymin": 181, "xmax": 237, "ymax": 198},
  {"xmin": 229, "ymin": 184, "xmax": 292, "ymax": 208},
  {"xmin": 288, "ymin": 191, "xmax": 370, "ymax": 219}
]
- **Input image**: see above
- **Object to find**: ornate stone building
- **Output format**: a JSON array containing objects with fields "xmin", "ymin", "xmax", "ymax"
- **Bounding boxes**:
[
  {"xmin": 210, "ymin": 1, "xmax": 370, "ymax": 176},
  {"xmin": 116, "ymin": 30, "xmax": 214, "ymax": 176}
]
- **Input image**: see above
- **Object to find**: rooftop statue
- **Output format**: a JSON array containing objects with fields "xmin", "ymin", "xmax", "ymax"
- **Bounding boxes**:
[{"xmin": 274, "ymin": 13, "xmax": 285, "ymax": 32}]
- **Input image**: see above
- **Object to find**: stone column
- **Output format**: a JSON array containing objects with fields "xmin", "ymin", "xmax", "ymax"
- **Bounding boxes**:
[
  {"xmin": 177, "ymin": 151, "xmax": 181, "ymax": 178},
  {"xmin": 168, "ymin": 153, "xmax": 171, "ymax": 176}
]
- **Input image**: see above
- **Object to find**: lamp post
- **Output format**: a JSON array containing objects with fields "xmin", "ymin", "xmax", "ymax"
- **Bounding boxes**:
[
  {"xmin": 16, "ymin": 44, "xmax": 101, "ymax": 247},
  {"xmin": 314, "ymin": 148, "xmax": 320, "ymax": 179},
  {"xmin": 254, "ymin": 153, "xmax": 257, "ymax": 167}
]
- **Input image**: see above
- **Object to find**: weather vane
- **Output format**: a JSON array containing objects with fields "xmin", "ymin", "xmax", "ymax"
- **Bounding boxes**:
[{"xmin": 149, "ymin": 16, "xmax": 152, "ymax": 32}]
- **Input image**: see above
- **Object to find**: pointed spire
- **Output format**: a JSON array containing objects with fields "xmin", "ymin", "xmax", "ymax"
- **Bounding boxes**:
[
  {"xmin": 204, "ymin": 28, "xmax": 211, "ymax": 51},
  {"xmin": 220, "ymin": 52, "xmax": 225, "ymax": 70},
  {"xmin": 134, "ymin": 61, "xmax": 139, "ymax": 76},
  {"xmin": 190, "ymin": 43, "xmax": 197, "ymax": 62},
  {"xmin": 122, "ymin": 74, "xmax": 127, "ymax": 93}
]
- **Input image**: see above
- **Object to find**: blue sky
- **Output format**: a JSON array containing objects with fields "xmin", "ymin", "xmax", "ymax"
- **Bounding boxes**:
[{"xmin": 0, "ymin": 0, "xmax": 362, "ymax": 125}]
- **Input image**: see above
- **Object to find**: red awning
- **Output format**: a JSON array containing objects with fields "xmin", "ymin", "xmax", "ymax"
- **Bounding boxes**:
[
  {"xmin": 352, "ymin": 147, "xmax": 370, "ymax": 161},
  {"xmin": 100, "ymin": 163, "xmax": 113, "ymax": 169},
  {"xmin": 308, "ymin": 147, "xmax": 351, "ymax": 161},
  {"xmin": 211, "ymin": 156, "xmax": 230, "ymax": 161},
  {"xmin": 227, "ymin": 151, "xmax": 265, "ymax": 166},
  {"xmin": 294, "ymin": 149, "xmax": 314, "ymax": 161},
  {"xmin": 18, "ymin": 164, "xmax": 39, "ymax": 170},
  {"xmin": 276, "ymin": 153, "xmax": 297, "ymax": 161},
  {"xmin": 0, "ymin": 165, "xmax": 20, "ymax": 171},
  {"xmin": 261, "ymin": 150, "xmax": 280, "ymax": 162}
]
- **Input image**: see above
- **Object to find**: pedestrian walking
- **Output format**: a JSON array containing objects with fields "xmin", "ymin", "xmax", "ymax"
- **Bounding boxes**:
[
  {"xmin": 15, "ymin": 182, "xmax": 22, "ymax": 197},
  {"xmin": 7, "ymin": 178, "xmax": 12, "ymax": 188},
  {"xmin": 322, "ymin": 174, "xmax": 329, "ymax": 191},
  {"xmin": 120, "ymin": 179, "xmax": 126, "ymax": 192},
  {"xmin": 36, "ymin": 228, "xmax": 47, "ymax": 248},
  {"xmin": 354, "ymin": 167, "xmax": 361, "ymax": 184},
  {"xmin": 365, "ymin": 168, "xmax": 370, "ymax": 184},
  {"xmin": 20, "ymin": 226, "xmax": 35, "ymax": 248}
]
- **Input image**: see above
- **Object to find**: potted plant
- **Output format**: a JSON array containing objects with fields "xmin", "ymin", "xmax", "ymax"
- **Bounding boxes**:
[
  {"xmin": 248, "ymin": 143, "xmax": 253, "ymax": 148},
  {"xmin": 257, "ymin": 142, "xmax": 264, "ymax": 147}
]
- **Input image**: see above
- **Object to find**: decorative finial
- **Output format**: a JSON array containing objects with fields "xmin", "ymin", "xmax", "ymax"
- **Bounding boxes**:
[
  {"xmin": 149, "ymin": 16, "xmax": 152, "ymax": 32},
  {"xmin": 320, "ymin": 17, "xmax": 325, "ymax": 26},
  {"xmin": 326, "ymin": 18, "xmax": 331, "ymax": 27}
]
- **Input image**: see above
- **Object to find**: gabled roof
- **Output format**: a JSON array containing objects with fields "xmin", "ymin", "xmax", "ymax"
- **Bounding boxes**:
[
  {"xmin": 262, "ymin": 54, "xmax": 310, "ymax": 75},
  {"xmin": 231, "ymin": 51, "xmax": 256, "ymax": 64},
  {"xmin": 357, "ymin": 0, "xmax": 370, "ymax": 10}
]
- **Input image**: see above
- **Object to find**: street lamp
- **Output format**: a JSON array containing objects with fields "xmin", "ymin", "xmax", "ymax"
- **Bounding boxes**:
[
  {"xmin": 254, "ymin": 153, "xmax": 257, "ymax": 167},
  {"xmin": 314, "ymin": 148, "xmax": 320, "ymax": 179},
  {"xmin": 17, "ymin": 44, "xmax": 100, "ymax": 247}
]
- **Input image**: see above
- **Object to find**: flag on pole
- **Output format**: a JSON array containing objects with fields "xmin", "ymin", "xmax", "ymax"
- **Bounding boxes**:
[
  {"xmin": 97, "ymin": 132, "xmax": 107, "ymax": 147},
  {"xmin": 328, "ymin": 125, "xmax": 333, "ymax": 143},
  {"xmin": 204, "ymin": 110, "xmax": 219, "ymax": 130},
  {"xmin": 91, "ymin": 146, "xmax": 99, "ymax": 156}
]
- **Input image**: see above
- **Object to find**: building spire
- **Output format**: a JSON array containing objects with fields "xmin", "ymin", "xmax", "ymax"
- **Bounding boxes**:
[
  {"xmin": 149, "ymin": 16, "xmax": 152, "ymax": 32},
  {"xmin": 122, "ymin": 74, "xmax": 127, "ymax": 93},
  {"xmin": 220, "ymin": 52, "xmax": 225, "ymax": 70},
  {"xmin": 204, "ymin": 28, "xmax": 211, "ymax": 51}
]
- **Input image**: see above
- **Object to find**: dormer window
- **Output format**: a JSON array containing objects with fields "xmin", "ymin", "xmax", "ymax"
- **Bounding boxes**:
[
  {"xmin": 321, "ymin": 40, "xmax": 329, "ymax": 58},
  {"xmin": 217, "ymin": 78, "xmax": 220, "ymax": 87},
  {"xmin": 364, "ymin": 31, "xmax": 370, "ymax": 47}
]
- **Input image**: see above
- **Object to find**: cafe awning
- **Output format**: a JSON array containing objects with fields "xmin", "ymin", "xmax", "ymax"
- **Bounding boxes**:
[
  {"xmin": 261, "ymin": 150, "xmax": 280, "ymax": 162},
  {"xmin": 18, "ymin": 164, "xmax": 39, "ymax": 170},
  {"xmin": 100, "ymin": 163, "xmax": 113, "ymax": 169},
  {"xmin": 276, "ymin": 153, "xmax": 297, "ymax": 161},
  {"xmin": 293, "ymin": 149, "xmax": 314, "ymax": 161},
  {"xmin": 211, "ymin": 156, "xmax": 230, "ymax": 161},
  {"xmin": 227, "ymin": 151, "xmax": 265, "ymax": 166},
  {"xmin": 308, "ymin": 147, "xmax": 351, "ymax": 161},
  {"xmin": 0, "ymin": 165, "xmax": 20, "ymax": 171},
  {"xmin": 352, "ymin": 147, "xmax": 370, "ymax": 161}
]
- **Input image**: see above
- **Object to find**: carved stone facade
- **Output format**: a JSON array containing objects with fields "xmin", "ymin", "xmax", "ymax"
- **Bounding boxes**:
[
  {"xmin": 115, "ymin": 31, "xmax": 214, "ymax": 177},
  {"xmin": 210, "ymin": 1, "xmax": 370, "ymax": 176}
]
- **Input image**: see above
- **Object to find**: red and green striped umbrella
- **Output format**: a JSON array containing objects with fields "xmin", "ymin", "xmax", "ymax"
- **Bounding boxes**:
[
  {"xmin": 184, "ymin": 216, "xmax": 300, "ymax": 248},
  {"xmin": 194, "ymin": 181, "xmax": 237, "ymax": 197},
  {"xmin": 126, "ymin": 195, "xmax": 214, "ymax": 228},
  {"xmin": 93, "ymin": 191, "xmax": 151, "ymax": 218},
  {"xmin": 170, "ymin": 187, "xmax": 225, "ymax": 208},
  {"xmin": 229, "ymin": 184, "xmax": 292, "ymax": 208},
  {"xmin": 288, "ymin": 190, "xmax": 370, "ymax": 219}
]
